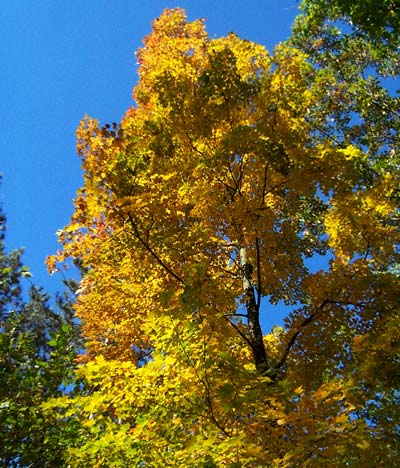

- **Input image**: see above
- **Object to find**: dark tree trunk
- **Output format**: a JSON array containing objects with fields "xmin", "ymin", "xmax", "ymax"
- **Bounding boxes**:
[{"xmin": 240, "ymin": 248, "xmax": 268, "ymax": 374}]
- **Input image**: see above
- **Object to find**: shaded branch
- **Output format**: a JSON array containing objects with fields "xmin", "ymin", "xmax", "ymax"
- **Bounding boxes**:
[
  {"xmin": 224, "ymin": 312, "xmax": 248, "ymax": 319},
  {"xmin": 223, "ymin": 315, "xmax": 255, "ymax": 350},
  {"xmin": 260, "ymin": 161, "xmax": 269, "ymax": 207},
  {"xmin": 177, "ymin": 329, "xmax": 232, "ymax": 438},
  {"xmin": 274, "ymin": 299, "xmax": 329, "ymax": 371},
  {"xmin": 255, "ymin": 235, "xmax": 262, "ymax": 308},
  {"xmin": 184, "ymin": 131, "xmax": 208, "ymax": 159},
  {"xmin": 127, "ymin": 213, "xmax": 184, "ymax": 284},
  {"xmin": 240, "ymin": 247, "xmax": 268, "ymax": 374}
]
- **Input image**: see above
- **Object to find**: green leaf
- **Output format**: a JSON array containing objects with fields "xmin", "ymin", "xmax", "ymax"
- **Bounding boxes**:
[{"xmin": 217, "ymin": 383, "xmax": 235, "ymax": 399}]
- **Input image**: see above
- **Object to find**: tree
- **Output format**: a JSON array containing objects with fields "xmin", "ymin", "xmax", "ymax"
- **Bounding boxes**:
[
  {"xmin": 291, "ymin": 1, "xmax": 400, "ymax": 463},
  {"xmin": 293, "ymin": 0, "xmax": 400, "ymax": 49},
  {"xmin": 291, "ymin": 0, "xmax": 399, "ymax": 160},
  {"xmin": 46, "ymin": 8, "xmax": 400, "ymax": 466},
  {"xmin": 0, "ymin": 201, "xmax": 80, "ymax": 467}
]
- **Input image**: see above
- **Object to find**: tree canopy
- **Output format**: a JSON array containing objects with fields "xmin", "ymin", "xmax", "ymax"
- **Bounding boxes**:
[
  {"xmin": 292, "ymin": 0, "xmax": 400, "ymax": 159},
  {"xmin": 0, "ymin": 201, "xmax": 80, "ymax": 467},
  {"xmin": 31, "ymin": 5, "xmax": 400, "ymax": 466}
]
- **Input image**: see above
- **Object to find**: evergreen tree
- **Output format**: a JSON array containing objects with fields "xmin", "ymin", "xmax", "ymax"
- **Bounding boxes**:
[{"xmin": 0, "ymin": 198, "xmax": 80, "ymax": 467}]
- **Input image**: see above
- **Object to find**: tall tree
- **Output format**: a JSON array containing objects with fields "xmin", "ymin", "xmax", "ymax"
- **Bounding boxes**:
[
  {"xmin": 291, "ymin": 0, "xmax": 399, "ymax": 160},
  {"xmin": 46, "ymin": 9, "xmax": 400, "ymax": 466},
  {"xmin": 0, "ymin": 200, "xmax": 80, "ymax": 467},
  {"xmin": 291, "ymin": 1, "xmax": 400, "ymax": 463}
]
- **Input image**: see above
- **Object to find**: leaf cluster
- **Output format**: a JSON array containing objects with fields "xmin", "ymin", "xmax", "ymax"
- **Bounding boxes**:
[{"xmin": 43, "ymin": 7, "xmax": 400, "ymax": 466}]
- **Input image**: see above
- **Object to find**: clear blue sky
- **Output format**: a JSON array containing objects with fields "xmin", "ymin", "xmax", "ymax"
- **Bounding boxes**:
[{"xmin": 1, "ymin": 1, "xmax": 300, "ymax": 325}]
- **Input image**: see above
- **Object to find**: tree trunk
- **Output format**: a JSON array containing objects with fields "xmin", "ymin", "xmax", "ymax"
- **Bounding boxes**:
[{"xmin": 240, "ymin": 248, "xmax": 268, "ymax": 374}]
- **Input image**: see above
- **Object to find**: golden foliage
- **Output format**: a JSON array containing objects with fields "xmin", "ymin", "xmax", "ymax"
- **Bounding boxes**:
[{"xmin": 45, "ymin": 8, "xmax": 400, "ymax": 466}]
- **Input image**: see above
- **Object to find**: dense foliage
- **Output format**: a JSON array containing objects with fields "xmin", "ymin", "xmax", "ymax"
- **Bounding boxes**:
[
  {"xmin": 43, "ymin": 7, "xmax": 400, "ymax": 466},
  {"xmin": 292, "ymin": 0, "xmax": 399, "ymax": 159},
  {"xmin": 1, "ymin": 3, "xmax": 398, "ymax": 466},
  {"xmin": 0, "ymin": 206, "xmax": 79, "ymax": 467}
]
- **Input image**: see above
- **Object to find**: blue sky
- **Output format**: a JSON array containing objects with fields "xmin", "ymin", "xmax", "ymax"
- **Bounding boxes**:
[{"xmin": 1, "ymin": 1, "xmax": 300, "ymax": 325}]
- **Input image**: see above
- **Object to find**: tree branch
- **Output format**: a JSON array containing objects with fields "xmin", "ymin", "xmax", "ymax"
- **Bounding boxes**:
[
  {"xmin": 255, "ymin": 236, "xmax": 262, "ymax": 308},
  {"xmin": 224, "ymin": 316, "xmax": 255, "ymax": 350},
  {"xmin": 240, "ymin": 247, "xmax": 268, "ymax": 374},
  {"xmin": 274, "ymin": 299, "xmax": 329, "ymax": 371},
  {"xmin": 260, "ymin": 161, "xmax": 269, "ymax": 207},
  {"xmin": 127, "ymin": 213, "xmax": 184, "ymax": 284}
]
